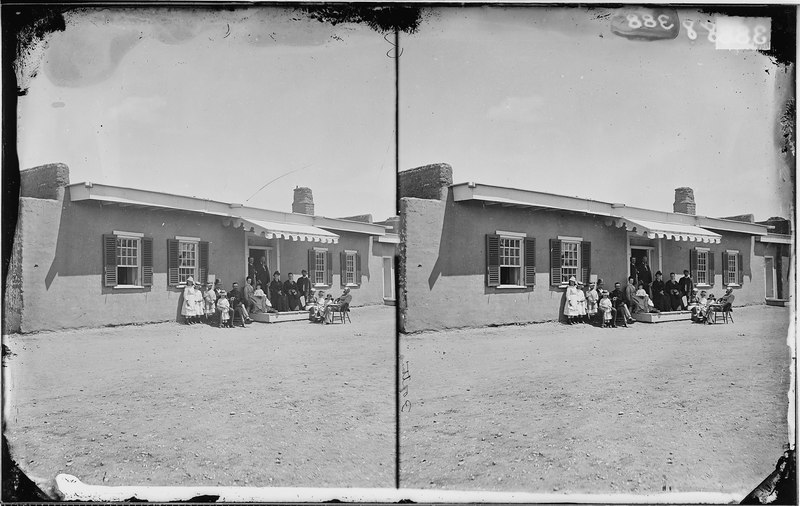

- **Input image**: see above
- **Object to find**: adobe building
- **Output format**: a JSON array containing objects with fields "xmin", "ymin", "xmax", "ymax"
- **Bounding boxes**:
[
  {"xmin": 5, "ymin": 163, "xmax": 398, "ymax": 333},
  {"xmin": 399, "ymin": 163, "xmax": 792, "ymax": 333}
]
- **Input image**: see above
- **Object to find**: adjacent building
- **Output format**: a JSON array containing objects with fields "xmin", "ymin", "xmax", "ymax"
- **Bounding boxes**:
[
  {"xmin": 399, "ymin": 163, "xmax": 792, "ymax": 333},
  {"xmin": 5, "ymin": 163, "xmax": 397, "ymax": 333}
]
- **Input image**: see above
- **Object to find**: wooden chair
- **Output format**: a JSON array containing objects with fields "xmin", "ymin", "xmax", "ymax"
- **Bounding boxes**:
[
  {"xmin": 329, "ymin": 302, "xmax": 351, "ymax": 324},
  {"xmin": 710, "ymin": 303, "xmax": 734, "ymax": 324}
]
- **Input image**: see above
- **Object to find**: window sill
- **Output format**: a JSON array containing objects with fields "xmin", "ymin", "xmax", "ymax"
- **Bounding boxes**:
[
  {"xmin": 313, "ymin": 283, "xmax": 330, "ymax": 288},
  {"xmin": 495, "ymin": 284, "xmax": 527, "ymax": 289},
  {"xmin": 695, "ymin": 283, "xmax": 712, "ymax": 288},
  {"xmin": 113, "ymin": 285, "xmax": 145, "ymax": 289},
  {"xmin": 344, "ymin": 283, "xmax": 360, "ymax": 288},
  {"xmin": 724, "ymin": 283, "xmax": 740, "ymax": 288}
]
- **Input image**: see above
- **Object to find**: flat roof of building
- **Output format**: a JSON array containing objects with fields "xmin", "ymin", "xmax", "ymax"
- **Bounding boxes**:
[
  {"xmin": 451, "ymin": 181, "xmax": 772, "ymax": 238},
  {"xmin": 68, "ymin": 182, "xmax": 388, "ymax": 237}
]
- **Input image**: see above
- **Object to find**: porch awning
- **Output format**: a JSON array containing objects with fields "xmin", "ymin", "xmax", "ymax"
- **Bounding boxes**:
[
  {"xmin": 228, "ymin": 218, "xmax": 339, "ymax": 243},
  {"xmin": 612, "ymin": 217, "xmax": 722, "ymax": 243}
]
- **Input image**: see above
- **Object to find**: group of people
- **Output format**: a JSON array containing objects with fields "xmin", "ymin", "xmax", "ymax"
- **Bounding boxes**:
[
  {"xmin": 307, "ymin": 288, "xmax": 353, "ymax": 324},
  {"xmin": 564, "ymin": 277, "xmax": 640, "ymax": 328},
  {"xmin": 247, "ymin": 257, "xmax": 312, "ymax": 312},
  {"xmin": 180, "ymin": 277, "xmax": 249, "ymax": 327},
  {"xmin": 181, "ymin": 262, "xmax": 355, "ymax": 326},
  {"xmin": 687, "ymin": 286, "xmax": 736, "ymax": 323},
  {"xmin": 563, "ymin": 259, "xmax": 737, "ymax": 327}
]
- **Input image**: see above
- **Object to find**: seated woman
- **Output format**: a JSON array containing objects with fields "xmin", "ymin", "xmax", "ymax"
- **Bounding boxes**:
[
  {"xmin": 631, "ymin": 283, "xmax": 660, "ymax": 314},
  {"xmin": 308, "ymin": 291, "xmax": 327, "ymax": 322},
  {"xmin": 251, "ymin": 283, "xmax": 277, "ymax": 314},
  {"xmin": 692, "ymin": 291, "xmax": 711, "ymax": 322}
]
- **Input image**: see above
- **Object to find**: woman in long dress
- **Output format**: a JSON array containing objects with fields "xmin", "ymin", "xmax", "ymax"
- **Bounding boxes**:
[
  {"xmin": 585, "ymin": 281, "xmax": 599, "ymax": 324},
  {"xmin": 563, "ymin": 276, "xmax": 581, "ymax": 324},
  {"xmin": 181, "ymin": 277, "xmax": 199, "ymax": 324}
]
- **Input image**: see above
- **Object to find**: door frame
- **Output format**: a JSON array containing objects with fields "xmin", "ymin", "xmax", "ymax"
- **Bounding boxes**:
[
  {"xmin": 764, "ymin": 255, "xmax": 776, "ymax": 299},
  {"xmin": 382, "ymin": 256, "xmax": 395, "ymax": 301}
]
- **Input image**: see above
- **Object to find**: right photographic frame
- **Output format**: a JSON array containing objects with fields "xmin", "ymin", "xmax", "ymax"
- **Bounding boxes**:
[{"xmin": 397, "ymin": 5, "xmax": 795, "ymax": 502}]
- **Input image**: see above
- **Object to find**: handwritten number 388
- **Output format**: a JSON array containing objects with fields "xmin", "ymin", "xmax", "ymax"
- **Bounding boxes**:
[{"xmin": 626, "ymin": 13, "xmax": 675, "ymax": 30}]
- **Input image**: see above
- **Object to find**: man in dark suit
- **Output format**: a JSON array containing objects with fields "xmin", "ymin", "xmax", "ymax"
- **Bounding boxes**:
[
  {"xmin": 629, "ymin": 257, "xmax": 639, "ymax": 286},
  {"xmin": 255, "ymin": 256, "xmax": 270, "ymax": 290},
  {"xmin": 637, "ymin": 257, "xmax": 653, "ymax": 296},
  {"xmin": 296, "ymin": 270, "xmax": 312, "ymax": 308}
]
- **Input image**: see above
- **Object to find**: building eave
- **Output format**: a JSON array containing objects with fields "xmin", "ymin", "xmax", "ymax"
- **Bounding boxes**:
[
  {"xmin": 68, "ymin": 182, "xmax": 386, "ymax": 236},
  {"xmin": 450, "ymin": 182, "xmax": 770, "ymax": 237}
]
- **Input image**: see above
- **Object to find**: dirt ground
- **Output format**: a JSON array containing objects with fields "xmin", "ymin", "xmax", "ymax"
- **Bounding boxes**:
[
  {"xmin": 3, "ymin": 305, "xmax": 395, "ymax": 496},
  {"xmin": 400, "ymin": 305, "xmax": 793, "ymax": 496}
]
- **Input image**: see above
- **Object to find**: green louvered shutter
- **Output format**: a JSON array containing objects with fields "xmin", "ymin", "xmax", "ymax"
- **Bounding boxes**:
[
  {"xmin": 581, "ymin": 241, "xmax": 591, "ymax": 285},
  {"xmin": 355, "ymin": 252, "xmax": 362, "ymax": 286},
  {"xmin": 326, "ymin": 250, "xmax": 333, "ymax": 286},
  {"xmin": 199, "ymin": 241, "xmax": 209, "ymax": 284},
  {"xmin": 737, "ymin": 253, "xmax": 744, "ymax": 285},
  {"xmin": 550, "ymin": 239, "xmax": 562, "ymax": 286},
  {"xmin": 103, "ymin": 234, "xmax": 118, "ymax": 287},
  {"xmin": 141, "ymin": 237, "xmax": 153, "ymax": 287},
  {"xmin": 690, "ymin": 249, "xmax": 698, "ymax": 283},
  {"xmin": 722, "ymin": 252, "xmax": 729, "ymax": 285},
  {"xmin": 167, "ymin": 239, "xmax": 180, "ymax": 287},
  {"xmin": 708, "ymin": 251, "xmax": 715, "ymax": 286},
  {"xmin": 486, "ymin": 234, "xmax": 500, "ymax": 287},
  {"xmin": 524, "ymin": 237, "xmax": 536, "ymax": 287}
]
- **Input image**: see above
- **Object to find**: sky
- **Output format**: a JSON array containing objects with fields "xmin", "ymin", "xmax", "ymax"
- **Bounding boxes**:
[
  {"xmin": 400, "ymin": 7, "xmax": 794, "ymax": 221},
  {"xmin": 17, "ymin": 7, "xmax": 397, "ymax": 221},
  {"xmin": 16, "ymin": 6, "xmax": 794, "ymax": 223}
]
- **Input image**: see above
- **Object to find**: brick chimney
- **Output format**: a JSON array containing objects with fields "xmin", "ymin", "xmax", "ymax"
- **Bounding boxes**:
[
  {"xmin": 399, "ymin": 163, "xmax": 453, "ymax": 200},
  {"xmin": 673, "ymin": 187, "xmax": 696, "ymax": 215},
  {"xmin": 292, "ymin": 186, "xmax": 314, "ymax": 215}
]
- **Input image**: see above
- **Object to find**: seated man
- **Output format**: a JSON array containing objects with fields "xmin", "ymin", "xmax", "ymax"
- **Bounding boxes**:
[
  {"xmin": 610, "ymin": 282, "xmax": 633, "ymax": 326},
  {"xmin": 228, "ymin": 282, "xmax": 252, "ymax": 325},
  {"xmin": 717, "ymin": 287, "xmax": 736, "ymax": 308},
  {"xmin": 323, "ymin": 287, "xmax": 353, "ymax": 324}
]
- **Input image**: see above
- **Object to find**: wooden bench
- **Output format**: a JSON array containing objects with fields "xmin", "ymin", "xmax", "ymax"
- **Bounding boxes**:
[
  {"xmin": 631, "ymin": 310, "xmax": 693, "ymax": 323},
  {"xmin": 249, "ymin": 311, "xmax": 309, "ymax": 323}
]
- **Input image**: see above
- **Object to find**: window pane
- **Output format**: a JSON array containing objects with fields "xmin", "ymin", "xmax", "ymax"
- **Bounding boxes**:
[
  {"xmin": 499, "ymin": 238, "xmax": 521, "ymax": 266},
  {"xmin": 697, "ymin": 251, "xmax": 707, "ymax": 284},
  {"xmin": 345, "ymin": 253, "xmax": 355, "ymax": 284},
  {"xmin": 315, "ymin": 252, "xmax": 326, "ymax": 284},
  {"xmin": 561, "ymin": 241, "xmax": 580, "ymax": 281},
  {"xmin": 178, "ymin": 242, "xmax": 197, "ymax": 283}
]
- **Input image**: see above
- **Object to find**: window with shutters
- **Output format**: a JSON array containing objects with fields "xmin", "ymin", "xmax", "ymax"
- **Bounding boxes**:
[
  {"xmin": 313, "ymin": 248, "xmax": 328, "ymax": 286},
  {"xmin": 167, "ymin": 237, "xmax": 208, "ymax": 287},
  {"xmin": 178, "ymin": 241, "xmax": 198, "ymax": 284},
  {"xmin": 103, "ymin": 232, "xmax": 153, "ymax": 289},
  {"xmin": 696, "ymin": 249, "xmax": 709, "ymax": 285},
  {"xmin": 549, "ymin": 237, "xmax": 590, "ymax": 286},
  {"xmin": 724, "ymin": 250, "xmax": 741, "ymax": 286},
  {"xmin": 343, "ymin": 250, "xmax": 360, "ymax": 286},
  {"xmin": 486, "ymin": 232, "xmax": 535, "ymax": 288},
  {"xmin": 560, "ymin": 240, "xmax": 580, "ymax": 281},
  {"xmin": 499, "ymin": 237, "xmax": 522, "ymax": 285},
  {"xmin": 116, "ymin": 237, "xmax": 141, "ymax": 286}
]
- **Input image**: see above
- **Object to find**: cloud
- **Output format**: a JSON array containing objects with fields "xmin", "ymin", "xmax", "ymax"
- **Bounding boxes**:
[{"xmin": 486, "ymin": 95, "xmax": 547, "ymax": 123}]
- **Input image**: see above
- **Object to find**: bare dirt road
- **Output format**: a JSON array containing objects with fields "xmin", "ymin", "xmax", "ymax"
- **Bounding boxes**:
[
  {"xmin": 4, "ymin": 305, "xmax": 396, "ymax": 496},
  {"xmin": 400, "ymin": 305, "xmax": 792, "ymax": 496}
]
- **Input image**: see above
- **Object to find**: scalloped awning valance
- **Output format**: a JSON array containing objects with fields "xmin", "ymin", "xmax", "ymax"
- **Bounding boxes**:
[
  {"xmin": 610, "ymin": 217, "xmax": 722, "ymax": 243},
  {"xmin": 225, "ymin": 217, "xmax": 339, "ymax": 244}
]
